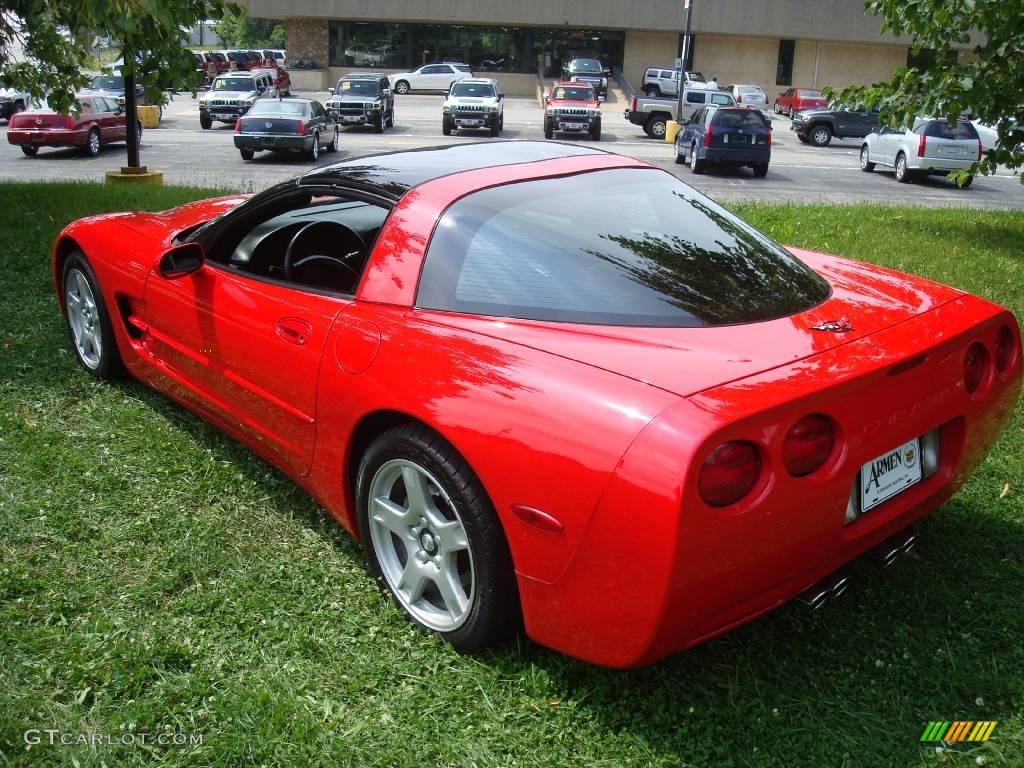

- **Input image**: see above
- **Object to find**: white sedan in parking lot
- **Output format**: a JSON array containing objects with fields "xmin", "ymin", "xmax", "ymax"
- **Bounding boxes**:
[
  {"xmin": 859, "ymin": 119, "xmax": 982, "ymax": 186},
  {"xmin": 388, "ymin": 63, "xmax": 472, "ymax": 94}
]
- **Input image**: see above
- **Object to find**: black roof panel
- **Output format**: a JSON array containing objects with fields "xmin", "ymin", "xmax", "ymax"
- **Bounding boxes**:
[{"xmin": 298, "ymin": 140, "xmax": 606, "ymax": 200}]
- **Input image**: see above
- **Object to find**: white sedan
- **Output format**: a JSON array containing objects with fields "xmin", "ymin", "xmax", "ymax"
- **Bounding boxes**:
[
  {"xmin": 859, "ymin": 119, "xmax": 982, "ymax": 186},
  {"xmin": 389, "ymin": 63, "xmax": 471, "ymax": 94}
]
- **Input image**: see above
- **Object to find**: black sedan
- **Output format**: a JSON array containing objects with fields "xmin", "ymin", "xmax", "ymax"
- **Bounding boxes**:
[{"xmin": 234, "ymin": 98, "xmax": 338, "ymax": 161}]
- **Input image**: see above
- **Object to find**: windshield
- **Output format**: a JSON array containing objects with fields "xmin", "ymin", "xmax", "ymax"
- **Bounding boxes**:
[
  {"xmin": 570, "ymin": 59, "xmax": 602, "ymax": 74},
  {"xmin": 246, "ymin": 100, "xmax": 308, "ymax": 117},
  {"xmin": 214, "ymin": 77, "xmax": 254, "ymax": 91},
  {"xmin": 451, "ymin": 82, "xmax": 495, "ymax": 98},
  {"xmin": 418, "ymin": 168, "xmax": 830, "ymax": 327},
  {"xmin": 552, "ymin": 86, "xmax": 595, "ymax": 101},
  {"xmin": 338, "ymin": 79, "xmax": 379, "ymax": 96},
  {"xmin": 89, "ymin": 75, "xmax": 124, "ymax": 90}
]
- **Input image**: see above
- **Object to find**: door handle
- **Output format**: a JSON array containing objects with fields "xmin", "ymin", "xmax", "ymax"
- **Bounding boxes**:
[{"xmin": 276, "ymin": 317, "xmax": 312, "ymax": 345}]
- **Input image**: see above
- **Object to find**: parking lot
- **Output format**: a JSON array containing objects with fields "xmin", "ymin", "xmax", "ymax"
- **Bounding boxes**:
[{"xmin": 2, "ymin": 89, "xmax": 1023, "ymax": 209}]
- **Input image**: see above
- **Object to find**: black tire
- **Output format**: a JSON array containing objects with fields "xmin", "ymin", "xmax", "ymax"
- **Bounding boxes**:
[
  {"xmin": 543, "ymin": 119, "xmax": 553, "ymax": 140},
  {"xmin": 61, "ymin": 251, "xmax": 124, "ymax": 380},
  {"xmin": 895, "ymin": 152, "xmax": 912, "ymax": 183},
  {"xmin": 809, "ymin": 124, "xmax": 832, "ymax": 147},
  {"xmin": 326, "ymin": 129, "xmax": 338, "ymax": 152},
  {"xmin": 646, "ymin": 116, "xmax": 667, "ymax": 140},
  {"xmin": 239, "ymin": 147, "xmax": 254, "ymax": 160},
  {"xmin": 773, "ymin": 102, "xmax": 782, "ymax": 114},
  {"xmin": 386, "ymin": 108, "xmax": 394, "ymax": 127},
  {"xmin": 674, "ymin": 136, "xmax": 685, "ymax": 164},
  {"xmin": 200, "ymin": 112, "xmax": 212, "ymax": 130},
  {"xmin": 442, "ymin": 115, "xmax": 452, "ymax": 136},
  {"xmin": 752, "ymin": 162, "xmax": 769, "ymax": 177},
  {"xmin": 788, "ymin": 107, "xmax": 795, "ymax": 119},
  {"xmin": 490, "ymin": 118, "xmax": 499, "ymax": 137},
  {"xmin": 797, "ymin": 134, "xmax": 809, "ymax": 144},
  {"xmin": 645, "ymin": 86, "xmax": 660, "ymax": 97},
  {"xmin": 21, "ymin": 145, "xmax": 39, "ymax": 157},
  {"xmin": 308, "ymin": 132, "xmax": 320, "ymax": 161},
  {"xmin": 394, "ymin": 80, "xmax": 410, "ymax": 95},
  {"xmin": 690, "ymin": 143, "xmax": 705, "ymax": 174},
  {"xmin": 374, "ymin": 111, "xmax": 384, "ymax": 133},
  {"xmin": 590, "ymin": 122, "xmax": 601, "ymax": 141},
  {"xmin": 356, "ymin": 424, "xmax": 517, "ymax": 651},
  {"xmin": 859, "ymin": 145, "xmax": 875, "ymax": 172},
  {"xmin": 84, "ymin": 128, "xmax": 101, "ymax": 157}
]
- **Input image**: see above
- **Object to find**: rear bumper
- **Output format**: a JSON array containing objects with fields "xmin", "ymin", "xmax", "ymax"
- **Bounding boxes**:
[
  {"xmin": 7, "ymin": 128, "xmax": 88, "ymax": 147},
  {"xmin": 702, "ymin": 146, "xmax": 771, "ymax": 165},
  {"xmin": 234, "ymin": 133, "xmax": 312, "ymax": 151},
  {"xmin": 517, "ymin": 295, "xmax": 1021, "ymax": 667},
  {"xmin": 907, "ymin": 156, "xmax": 977, "ymax": 172}
]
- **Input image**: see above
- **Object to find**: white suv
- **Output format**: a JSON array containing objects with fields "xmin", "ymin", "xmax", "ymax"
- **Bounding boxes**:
[
  {"xmin": 442, "ymin": 78, "xmax": 503, "ymax": 136},
  {"xmin": 860, "ymin": 119, "xmax": 982, "ymax": 186}
]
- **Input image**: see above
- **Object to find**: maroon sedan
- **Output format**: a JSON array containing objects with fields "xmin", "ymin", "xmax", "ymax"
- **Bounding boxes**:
[
  {"xmin": 774, "ymin": 87, "xmax": 827, "ymax": 118},
  {"xmin": 7, "ymin": 95, "xmax": 141, "ymax": 157}
]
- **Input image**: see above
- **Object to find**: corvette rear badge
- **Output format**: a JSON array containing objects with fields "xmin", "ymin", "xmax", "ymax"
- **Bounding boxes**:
[{"xmin": 812, "ymin": 319, "xmax": 853, "ymax": 333}]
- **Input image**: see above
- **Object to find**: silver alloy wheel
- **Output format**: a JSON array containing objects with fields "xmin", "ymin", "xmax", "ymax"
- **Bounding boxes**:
[
  {"xmin": 367, "ymin": 458, "xmax": 475, "ymax": 632},
  {"xmin": 64, "ymin": 268, "xmax": 102, "ymax": 369},
  {"xmin": 860, "ymin": 146, "xmax": 871, "ymax": 170},
  {"xmin": 812, "ymin": 126, "xmax": 829, "ymax": 145},
  {"xmin": 896, "ymin": 154, "xmax": 907, "ymax": 181},
  {"xmin": 650, "ymin": 119, "xmax": 666, "ymax": 138},
  {"xmin": 88, "ymin": 129, "xmax": 100, "ymax": 156},
  {"xmin": 311, "ymin": 133, "xmax": 319, "ymax": 159}
]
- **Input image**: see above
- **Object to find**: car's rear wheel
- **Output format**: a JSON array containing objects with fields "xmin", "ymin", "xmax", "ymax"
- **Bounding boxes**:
[
  {"xmin": 308, "ymin": 131, "xmax": 320, "ymax": 160},
  {"xmin": 859, "ymin": 145, "xmax": 875, "ymax": 172},
  {"xmin": 84, "ymin": 128, "xmax": 100, "ymax": 157},
  {"xmin": 21, "ymin": 145, "xmax": 38, "ymax": 157},
  {"xmin": 356, "ymin": 424, "xmax": 517, "ymax": 651},
  {"xmin": 810, "ymin": 124, "xmax": 832, "ymax": 147},
  {"xmin": 326, "ymin": 129, "xmax": 338, "ymax": 152},
  {"xmin": 674, "ymin": 135, "xmax": 685, "ymax": 164},
  {"xmin": 646, "ymin": 116, "xmax": 667, "ymax": 139},
  {"xmin": 62, "ymin": 252, "xmax": 123, "ymax": 379},
  {"xmin": 773, "ymin": 102, "xmax": 782, "ymax": 114},
  {"xmin": 239, "ymin": 147, "xmax": 254, "ymax": 160},
  {"xmin": 752, "ymin": 162, "xmax": 769, "ymax": 177},
  {"xmin": 959, "ymin": 174, "xmax": 974, "ymax": 189},
  {"xmin": 394, "ymin": 80, "xmax": 410, "ymax": 95},
  {"xmin": 200, "ymin": 113, "xmax": 212, "ymax": 130},
  {"xmin": 690, "ymin": 143, "xmax": 704, "ymax": 174},
  {"xmin": 645, "ymin": 86, "xmax": 660, "ymax": 97},
  {"xmin": 895, "ymin": 152, "xmax": 912, "ymax": 183}
]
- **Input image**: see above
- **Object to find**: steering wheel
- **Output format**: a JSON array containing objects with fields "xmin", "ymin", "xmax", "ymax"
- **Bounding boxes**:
[{"xmin": 283, "ymin": 220, "xmax": 366, "ymax": 291}]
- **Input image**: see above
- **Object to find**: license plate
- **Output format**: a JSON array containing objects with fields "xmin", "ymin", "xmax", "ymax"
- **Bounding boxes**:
[
  {"xmin": 560, "ymin": 122, "xmax": 587, "ymax": 130},
  {"xmin": 860, "ymin": 438, "xmax": 922, "ymax": 513},
  {"xmin": 260, "ymin": 137, "xmax": 276, "ymax": 146},
  {"xmin": 456, "ymin": 119, "xmax": 482, "ymax": 127},
  {"xmin": 31, "ymin": 133, "xmax": 43, "ymax": 142},
  {"xmin": 342, "ymin": 116, "xmax": 363, "ymax": 123},
  {"xmin": 212, "ymin": 113, "xmax": 233, "ymax": 120}
]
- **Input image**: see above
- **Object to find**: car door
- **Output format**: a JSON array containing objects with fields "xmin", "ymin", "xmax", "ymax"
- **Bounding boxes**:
[
  {"xmin": 683, "ymin": 108, "xmax": 704, "ymax": 153},
  {"xmin": 414, "ymin": 65, "xmax": 440, "ymax": 89},
  {"xmin": 141, "ymin": 192, "xmax": 370, "ymax": 477},
  {"xmin": 874, "ymin": 127, "xmax": 902, "ymax": 166}
]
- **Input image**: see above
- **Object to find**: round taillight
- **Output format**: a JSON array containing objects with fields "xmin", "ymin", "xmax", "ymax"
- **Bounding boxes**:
[
  {"xmin": 995, "ymin": 325, "xmax": 1016, "ymax": 373},
  {"xmin": 699, "ymin": 441, "xmax": 761, "ymax": 507},
  {"xmin": 964, "ymin": 342, "xmax": 990, "ymax": 396},
  {"xmin": 782, "ymin": 414, "xmax": 836, "ymax": 477}
]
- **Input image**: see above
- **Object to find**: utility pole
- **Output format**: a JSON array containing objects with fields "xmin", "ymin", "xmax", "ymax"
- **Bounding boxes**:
[
  {"xmin": 123, "ymin": 49, "xmax": 140, "ymax": 169},
  {"xmin": 675, "ymin": 0, "xmax": 694, "ymax": 122}
]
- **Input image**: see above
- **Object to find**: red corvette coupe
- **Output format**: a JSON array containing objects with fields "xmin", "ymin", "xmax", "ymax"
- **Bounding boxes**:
[{"xmin": 52, "ymin": 142, "xmax": 1021, "ymax": 667}]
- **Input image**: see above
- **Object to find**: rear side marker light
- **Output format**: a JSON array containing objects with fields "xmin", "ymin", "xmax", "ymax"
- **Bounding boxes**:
[
  {"xmin": 699, "ymin": 441, "xmax": 761, "ymax": 507},
  {"xmin": 783, "ymin": 414, "xmax": 836, "ymax": 477},
  {"xmin": 918, "ymin": 134, "xmax": 926, "ymax": 157},
  {"xmin": 963, "ymin": 341, "xmax": 991, "ymax": 396},
  {"xmin": 995, "ymin": 325, "xmax": 1017, "ymax": 373},
  {"xmin": 234, "ymin": 118, "xmax": 241, "ymax": 132}
]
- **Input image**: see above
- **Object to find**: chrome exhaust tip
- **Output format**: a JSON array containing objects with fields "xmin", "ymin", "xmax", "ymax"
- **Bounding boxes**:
[
  {"xmin": 797, "ymin": 572, "xmax": 851, "ymax": 609},
  {"xmin": 871, "ymin": 530, "xmax": 918, "ymax": 567}
]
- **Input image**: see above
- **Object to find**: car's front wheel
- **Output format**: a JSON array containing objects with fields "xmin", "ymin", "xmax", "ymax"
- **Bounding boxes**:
[
  {"xmin": 442, "ymin": 115, "xmax": 452, "ymax": 136},
  {"xmin": 394, "ymin": 80, "xmax": 410, "ymax": 95},
  {"xmin": 543, "ymin": 119, "xmax": 553, "ymax": 140},
  {"xmin": 690, "ymin": 143, "xmax": 705, "ymax": 174},
  {"xmin": 200, "ymin": 113, "xmax": 212, "ymax": 130},
  {"xmin": 589, "ymin": 122, "xmax": 601, "ymax": 141},
  {"xmin": 810, "ymin": 124, "xmax": 832, "ymax": 147},
  {"xmin": 645, "ymin": 86, "xmax": 660, "ymax": 97},
  {"xmin": 859, "ymin": 145, "xmax": 875, "ymax": 172},
  {"xmin": 646, "ymin": 116, "xmax": 667, "ymax": 139},
  {"xmin": 61, "ymin": 252, "xmax": 123, "ymax": 379},
  {"xmin": 674, "ymin": 135, "xmax": 685, "ymax": 164},
  {"xmin": 239, "ymin": 147, "xmax": 254, "ymax": 160},
  {"xmin": 773, "ymin": 102, "xmax": 782, "ymax": 114},
  {"xmin": 356, "ymin": 424, "xmax": 517, "ymax": 651}
]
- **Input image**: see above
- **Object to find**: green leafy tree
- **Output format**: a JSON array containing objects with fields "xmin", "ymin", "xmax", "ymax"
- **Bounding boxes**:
[
  {"xmin": 1, "ymin": 0, "xmax": 234, "ymax": 166},
  {"xmin": 834, "ymin": 0, "xmax": 1024, "ymax": 183},
  {"xmin": 215, "ymin": 7, "xmax": 280, "ymax": 48}
]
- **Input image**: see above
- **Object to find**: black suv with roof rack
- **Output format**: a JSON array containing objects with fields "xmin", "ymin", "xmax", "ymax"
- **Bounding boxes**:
[{"xmin": 325, "ymin": 73, "xmax": 394, "ymax": 132}]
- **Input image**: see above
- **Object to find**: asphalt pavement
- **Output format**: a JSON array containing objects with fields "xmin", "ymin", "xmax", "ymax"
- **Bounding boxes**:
[{"xmin": 2, "ymin": 89, "xmax": 1022, "ymax": 209}]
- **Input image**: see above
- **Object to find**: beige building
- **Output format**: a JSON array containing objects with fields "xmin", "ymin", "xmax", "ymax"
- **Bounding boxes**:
[{"xmin": 242, "ymin": 0, "xmax": 932, "ymax": 98}]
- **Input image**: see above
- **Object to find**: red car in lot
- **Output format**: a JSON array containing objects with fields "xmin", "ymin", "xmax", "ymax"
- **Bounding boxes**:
[
  {"xmin": 774, "ymin": 87, "xmax": 827, "ymax": 117},
  {"xmin": 51, "ymin": 142, "xmax": 1021, "ymax": 667},
  {"xmin": 7, "ymin": 95, "xmax": 141, "ymax": 157}
]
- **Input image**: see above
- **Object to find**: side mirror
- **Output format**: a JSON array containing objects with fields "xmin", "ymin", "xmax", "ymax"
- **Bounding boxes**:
[
  {"xmin": 328, "ymin": 87, "xmax": 335, "ymax": 95},
  {"xmin": 159, "ymin": 243, "xmax": 204, "ymax": 279},
  {"xmin": 498, "ymin": 93, "xmax": 504, "ymax": 101}
]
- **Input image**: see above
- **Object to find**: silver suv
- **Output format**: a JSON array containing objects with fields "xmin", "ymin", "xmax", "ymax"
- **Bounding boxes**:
[{"xmin": 442, "ymin": 78, "xmax": 503, "ymax": 136}]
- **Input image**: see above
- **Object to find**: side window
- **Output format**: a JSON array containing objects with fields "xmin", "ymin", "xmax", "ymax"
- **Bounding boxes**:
[
  {"xmin": 685, "ymin": 91, "xmax": 705, "ymax": 104},
  {"xmin": 689, "ymin": 108, "xmax": 703, "ymax": 124}
]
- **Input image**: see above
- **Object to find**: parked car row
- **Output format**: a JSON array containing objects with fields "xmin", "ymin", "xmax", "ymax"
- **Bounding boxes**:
[{"xmin": 194, "ymin": 48, "xmax": 286, "ymax": 81}]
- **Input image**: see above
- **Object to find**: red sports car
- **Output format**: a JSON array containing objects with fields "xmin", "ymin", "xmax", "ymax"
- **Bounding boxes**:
[
  {"xmin": 52, "ymin": 142, "xmax": 1021, "ymax": 668},
  {"xmin": 8, "ymin": 95, "xmax": 141, "ymax": 157}
]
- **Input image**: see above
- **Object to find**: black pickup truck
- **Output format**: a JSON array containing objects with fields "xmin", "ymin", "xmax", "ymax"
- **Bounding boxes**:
[
  {"xmin": 790, "ymin": 104, "xmax": 880, "ymax": 147},
  {"xmin": 326, "ymin": 73, "xmax": 394, "ymax": 132}
]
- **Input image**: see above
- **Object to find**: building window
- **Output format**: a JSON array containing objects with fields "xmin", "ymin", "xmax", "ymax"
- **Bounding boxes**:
[
  {"xmin": 906, "ymin": 47, "xmax": 955, "ymax": 71},
  {"xmin": 329, "ymin": 22, "xmax": 406, "ymax": 69},
  {"xmin": 776, "ymin": 39, "xmax": 795, "ymax": 86}
]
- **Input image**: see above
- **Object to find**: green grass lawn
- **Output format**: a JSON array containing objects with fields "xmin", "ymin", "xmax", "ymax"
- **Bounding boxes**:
[{"xmin": 1, "ymin": 182, "xmax": 1021, "ymax": 767}]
